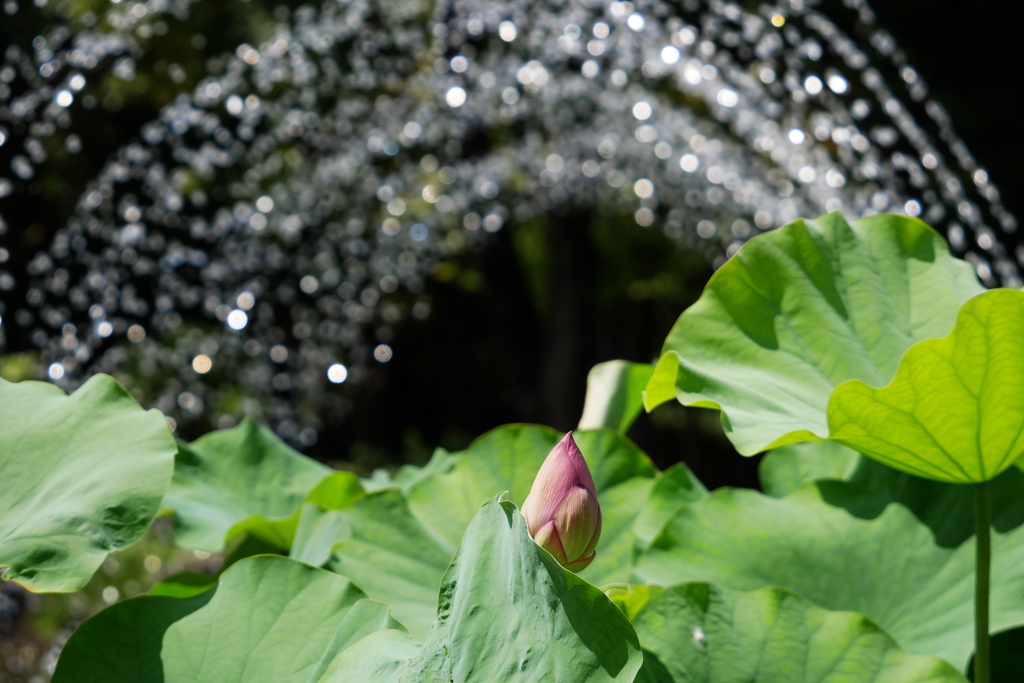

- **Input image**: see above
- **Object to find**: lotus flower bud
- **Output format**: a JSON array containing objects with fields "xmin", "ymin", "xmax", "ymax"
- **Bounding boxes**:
[{"xmin": 521, "ymin": 431, "xmax": 602, "ymax": 572}]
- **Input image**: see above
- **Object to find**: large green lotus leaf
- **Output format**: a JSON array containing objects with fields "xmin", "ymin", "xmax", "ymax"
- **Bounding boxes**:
[
  {"xmin": 404, "ymin": 424, "xmax": 563, "ymax": 548},
  {"xmin": 148, "ymin": 570, "xmax": 220, "ymax": 598},
  {"xmin": 164, "ymin": 418, "xmax": 345, "ymax": 550},
  {"xmin": 291, "ymin": 503, "xmax": 353, "ymax": 567},
  {"xmin": 405, "ymin": 424, "xmax": 660, "ymax": 585},
  {"xmin": 52, "ymin": 591, "xmax": 215, "ymax": 682},
  {"xmin": 52, "ymin": 555, "xmax": 393, "ymax": 682},
  {"xmin": 151, "ymin": 527, "xmax": 325, "ymax": 600},
  {"xmin": 634, "ymin": 467, "xmax": 1024, "ymax": 671},
  {"xmin": 631, "ymin": 463, "xmax": 708, "ymax": 547},
  {"xmin": 224, "ymin": 471, "xmax": 365, "ymax": 551},
  {"xmin": 758, "ymin": 440, "xmax": 903, "ymax": 498},
  {"xmin": 753, "ymin": 438, "xmax": 905, "ymax": 497},
  {"xmin": 0, "ymin": 374, "xmax": 176, "ymax": 591},
  {"xmin": 362, "ymin": 447, "xmax": 460, "ymax": 492},
  {"xmin": 325, "ymin": 488, "xmax": 456, "ymax": 639},
  {"xmin": 317, "ymin": 630, "xmax": 424, "ymax": 682},
  {"xmin": 608, "ymin": 583, "xmax": 967, "ymax": 683},
  {"xmin": 322, "ymin": 497, "xmax": 643, "ymax": 682},
  {"xmin": 829, "ymin": 288, "xmax": 1024, "ymax": 483},
  {"xmin": 759, "ymin": 440, "xmax": 862, "ymax": 497},
  {"xmin": 644, "ymin": 212, "xmax": 983, "ymax": 455},
  {"xmin": 578, "ymin": 360, "xmax": 655, "ymax": 433},
  {"xmin": 174, "ymin": 561, "xmax": 397, "ymax": 681}
]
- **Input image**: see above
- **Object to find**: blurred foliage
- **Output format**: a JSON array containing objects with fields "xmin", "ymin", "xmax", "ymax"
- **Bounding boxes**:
[{"xmin": 0, "ymin": 353, "xmax": 37, "ymax": 382}]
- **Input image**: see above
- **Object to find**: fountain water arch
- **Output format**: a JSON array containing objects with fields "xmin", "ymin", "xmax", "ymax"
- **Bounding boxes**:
[{"xmin": 0, "ymin": 0, "xmax": 1016, "ymax": 445}]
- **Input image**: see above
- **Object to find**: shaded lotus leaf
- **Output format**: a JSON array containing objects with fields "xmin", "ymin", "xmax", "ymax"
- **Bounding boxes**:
[
  {"xmin": 977, "ymin": 627, "xmax": 1024, "ymax": 682},
  {"xmin": 320, "ymin": 497, "xmax": 643, "ymax": 683},
  {"xmin": 324, "ymin": 488, "xmax": 456, "ymax": 639},
  {"xmin": 759, "ymin": 440, "xmax": 862, "ymax": 497},
  {"xmin": 634, "ymin": 467, "xmax": 1024, "ymax": 671},
  {"xmin": 291, "ymin": 503, "xmax": 353, "ymax": 567},
  {"xmin": 52, "ymin": 555, "xmax": 393, "ymax": 682},
  {"xmin": 631, "ymin": 463, "xmax": 707, "ymax": 547},
  {"xmin": 223, "ymin": 471, "xmax": 365, "ymax": 551},
  {"xmin": 608, "ymin": 582, "xmax": 967, "ymax": 682},
  {"xmin": 54, "ymin": 591, "xmax": 215, "ymax": 682},
  {"xmin": 147, "ymin": 570, "xmax": 219, "ymax": 598},
  {"xmin": 757, "ymin": 440, "xmax": 902, "ymax": 498}
]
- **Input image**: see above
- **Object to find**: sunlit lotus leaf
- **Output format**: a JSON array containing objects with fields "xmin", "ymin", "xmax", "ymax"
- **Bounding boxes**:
[
  {"xmin": 829, "ymin": 288, "xmax": 1024, "ymax": 483},
  {"xmin": 645, "ymin": 212, "xmax": 982, "ymax": 456},
  {"xmin": 164, "ymin": 418, "xmax": 358, "ymax": 550},
  {"xmin": 578, "ymin": 360, "xmax": 655, "ymax": 433},
  {"xmin": 0, "ymin": 374, "xmax": 176, "ymax": 591},
  {"xmin": 324, "ymin": 488, "xmax": 456, "ymax": 639}
]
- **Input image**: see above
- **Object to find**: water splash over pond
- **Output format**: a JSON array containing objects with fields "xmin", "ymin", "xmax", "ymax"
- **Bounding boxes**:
[{"xmin": 0, "ymin": 0, "xmax": 1017, "ymax": 445}]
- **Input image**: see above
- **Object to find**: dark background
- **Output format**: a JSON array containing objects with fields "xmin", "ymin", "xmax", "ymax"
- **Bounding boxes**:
[{"xmin": 873, "ymin": 0, "xmax": 1024, "ymax": 220}]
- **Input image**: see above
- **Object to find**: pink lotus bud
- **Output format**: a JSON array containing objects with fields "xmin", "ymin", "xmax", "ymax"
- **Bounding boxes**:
[{"xmin": 521, "ymin": 432, "xmax": 602, "ymax": 572}]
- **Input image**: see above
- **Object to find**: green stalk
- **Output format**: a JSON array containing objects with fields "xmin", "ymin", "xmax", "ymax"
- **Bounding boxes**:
[{"xmin": 974, "ymin": 481, "xmax": 991, "ymax": 683}]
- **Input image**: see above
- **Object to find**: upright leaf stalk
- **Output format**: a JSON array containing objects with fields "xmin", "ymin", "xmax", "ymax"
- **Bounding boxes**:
[{"xmin": 974, "ymin": 481, "xmax": 990, "ymax": 683}]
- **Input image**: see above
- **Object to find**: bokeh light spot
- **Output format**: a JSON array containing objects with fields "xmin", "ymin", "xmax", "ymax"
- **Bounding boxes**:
[
  {"xmin": 327, "ymin": 363, "xmax": 349, "ymax": 383},
  {"xmin": 226, "ymin": 310, "xmax": 248, "ymax": 330},
  {"xmin": 192, "ymin": 354, "xmax": 212, "ymax": 373}
]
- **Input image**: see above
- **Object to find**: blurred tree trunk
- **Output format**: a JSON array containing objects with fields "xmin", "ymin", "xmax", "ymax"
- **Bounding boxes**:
[{"xmin": 541, "ymin": 209, "xmax": 595, "ymax": 431}]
